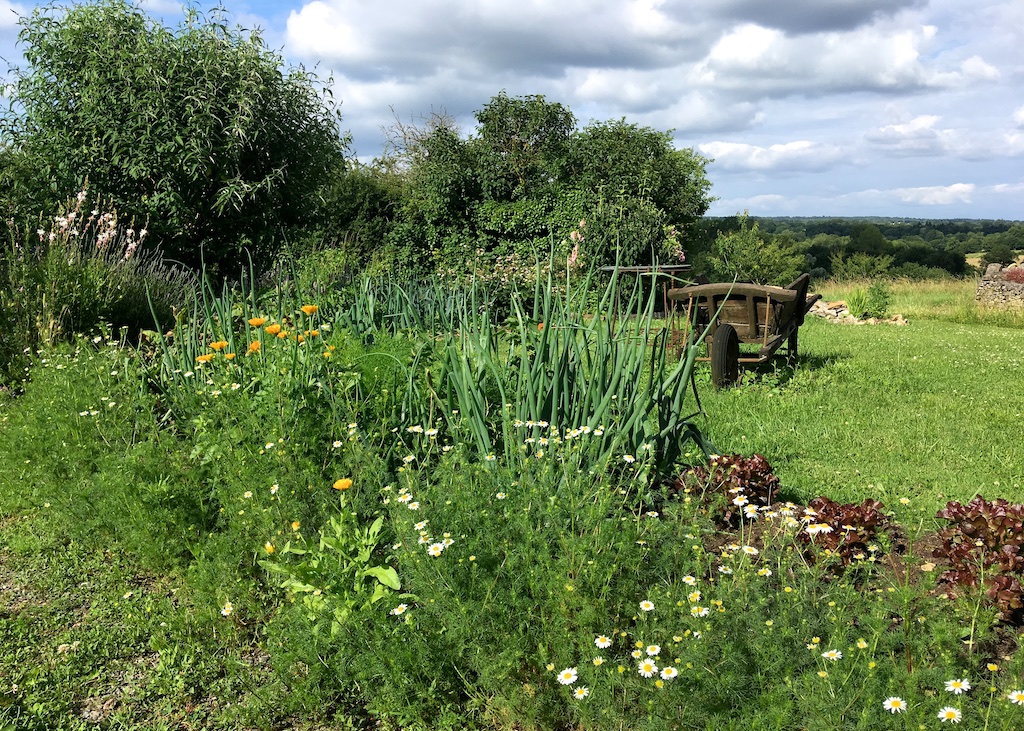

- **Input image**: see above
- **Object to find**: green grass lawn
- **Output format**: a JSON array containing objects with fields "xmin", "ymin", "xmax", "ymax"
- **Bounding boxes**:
[{"xmin": 691, "ymin": 316, "xmax": 1023, "ymax": 512}]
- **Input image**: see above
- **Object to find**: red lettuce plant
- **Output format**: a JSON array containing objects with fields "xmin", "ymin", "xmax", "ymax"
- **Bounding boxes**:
[
  {"xmin": 797, "ymin": 496, "xmax": 890, "ymax": 566},
  {"xmin": 674, "ymin": 453, "xmax": 780, "ymax": 525},
  {"xmin": 933, "ymin": 497, "xmax": 1024, "ymax": 621}
]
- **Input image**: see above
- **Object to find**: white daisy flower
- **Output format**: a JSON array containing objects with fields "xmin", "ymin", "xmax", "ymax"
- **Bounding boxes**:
[
  {"xmin": 882, "ymin": 697, "xmax": 906, "ymax": 714},
  {"xmin": 637, "ymin": 660, "xmax": 658, "ymax": 678}
]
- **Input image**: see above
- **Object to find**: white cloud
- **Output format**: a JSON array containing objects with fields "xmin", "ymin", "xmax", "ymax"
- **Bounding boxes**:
[
  {"xmin": 991, "ymin": 182, "xmax": 1024, "ymax": 195},
  {"xmin": 2, "ymin": 0, "xmax": 1020, "ymax": 219},
  {"xmin": 959, "ymin": 55, "xmax": 1000, "ymax": 81},
  {"xmin": 836, "ymin": 183, "xmax": 976, "ymax": 208},
  {"xmin": 1003, "ymin": 131, "xmax": 1024, "ymax": 157},
  {"xmin": 864, "ymin": 115, "xmax": 954, "ymax": 156},
  {"xmin": 706, "ymin": 0, "xmax": 923, "ymax": 34},
  {"xmin": 0, "ymin": 1, "xmax": 26, "ymax": 28},
  {"xmin": 138, "ymin": 0, "xmax": 185, "ymax": 15},
  {"xmin": 690, "ymin": 20, "xmax": 1000, "ymax": 97},
  {"xmin": 699, "ymin": 140, "xmax": 847, "ymax": 172},
  {"xmin": 893, "ymin": 183, "xmax": 975, "ymax": 205}
]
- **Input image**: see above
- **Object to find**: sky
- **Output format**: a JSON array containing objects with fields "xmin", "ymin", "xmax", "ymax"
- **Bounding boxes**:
[{"xmin": 1, "ymin": 0, "xmax": 1023, "ymax": 220}]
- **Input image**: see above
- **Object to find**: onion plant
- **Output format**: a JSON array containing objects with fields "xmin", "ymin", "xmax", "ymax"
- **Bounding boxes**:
[{"xmin": 434, "ymin": 265, "xmax": 714, "ymax": 474}]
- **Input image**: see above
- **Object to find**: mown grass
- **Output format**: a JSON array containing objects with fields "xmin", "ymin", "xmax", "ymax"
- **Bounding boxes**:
[{"xmin": 691, "ymin": 316, "xmax": 1024, "ymax": 511}]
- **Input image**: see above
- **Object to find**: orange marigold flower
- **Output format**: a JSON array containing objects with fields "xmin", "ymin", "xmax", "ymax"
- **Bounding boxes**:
[
  {"xmin": 264, "ymin": 542, "xmax": 275, "ymax": 554},
  {"xmin": 276, "ymin": 331, "xmax": 288, "ymax": 339},
  {"xmin": 209, "ymin": 340, "xmax": 229, "ymax": 351},
  {"xmin": 306, "ymin": 329, "xmax": 319, "ymax": 337},
  {"xmin": 333, "ymin": 478, "xmax": 353, "ymax": 491},
  {"xmin": 196, "ymin": 353, "xmax": 214, "ymax": 363},
  {"xmin": 264, "ymin": 323, "xmax": 282, "ymax": 335},
  {"xmin": 248, "ymin": 317, "xmax": 267, "ymax": 327},
  {"xmin": 538, "ymin": 323, "xmax": 544, "ymax": 331},
  {"xmin": 300, "ymin": 304, "xmax": 318, "ymax": 315},
  {"xmin": 291, "ymin": 521, "xmax": 300, "ymax": 531},
  {"xmin": 224, "ymin": 352, "xmax": 236, "ymax": 360},
  {"xmin": 247, "ymin": 341, "xmax": 261, "ymax": 354},
  {"xmin": 296, "ymin": 334, "xmax": 305, "ymax": 344}
]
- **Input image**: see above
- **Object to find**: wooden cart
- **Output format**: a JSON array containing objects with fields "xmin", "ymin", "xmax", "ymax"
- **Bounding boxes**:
[{"xmin": 668, "ymin": 274, "xmax": 822, "ymax": 388}]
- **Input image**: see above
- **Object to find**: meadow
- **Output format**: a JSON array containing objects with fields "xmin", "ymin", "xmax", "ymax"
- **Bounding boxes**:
[{"xmin": 2, "ymin": 265, "xmax": 1024, "ymax": 731}]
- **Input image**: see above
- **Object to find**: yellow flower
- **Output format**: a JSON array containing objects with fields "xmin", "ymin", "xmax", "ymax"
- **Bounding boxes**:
[
  {"xmin": 655, "ymin": 679, "xmax": 664, "ymax": 688},
  {"xmin": 248, "ymin": 317, "xmax": 267, "ymax": 327},
  {"xmin": 209, "ymin": 340, "xmax": 229, "ymax": 351},
  {"xmin": 291, "ymin": 521, "xmax": 301, "ymax": 531},
  {"xmin": 333, "ymin": 478, "xmax": 353, "ymax": 491},
  {"xmin": 264, "ymin": 542, "xmax": 275, "ymax": 554},
  {"xmin": 296, "ymin": 334, "xmax": 305, "ymax": 344},
  {"xmin": 224, "ymin": 352, "xmax": 236, "ymax": 360},
  {"xmin": 307, "ymin": 329, "xmax": 320, "ymax": 337},
  {"xmin": 247, "ymin": 340, "xmax": 261, "ymax": 354},
  {"xmin": 196, "ymin": 353, "xmax": 214, "ymax": 363},
  {"xmin": 300, "ymin": 304, "xmax": 318, "ymax": 315},
  {"xmin": 265, "ymin": 323, "xmax": 282, "ymax": 336},
  {"xmin": 277, "ymin": 330, "xmax": 288, "ymax": 339}
]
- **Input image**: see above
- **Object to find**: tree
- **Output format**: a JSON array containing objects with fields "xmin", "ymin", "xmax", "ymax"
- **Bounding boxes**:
[
  {"xmin": 1, "ymin": 0, "xmax": 348, "ymax": 273},
  {"xmin": 474, "ymin": 92, "xmax": 575, "ymax": 201},
  {"xmin": 378, "ymin": 93, "xmax": 714, "ymax": 276},
  {"xmin": 565, "ymin": 120, "xmax": 712, "ymax": 231},
  {"xmin": 848, "ymin": 223, "xmax": 892, "ymax": 257},
  {"xmin": 981, "ymin": 242, "xmax": 1016, "ymax": 270},
  {"xmin": 698, "ymin": 214, "xmax": 806, "ymax": 286}
]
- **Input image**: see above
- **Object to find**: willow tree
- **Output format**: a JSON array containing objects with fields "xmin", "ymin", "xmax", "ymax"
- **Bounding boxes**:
[{"xmin": 1, "ymin": 0, "xmax": 349, "ymax": 273}]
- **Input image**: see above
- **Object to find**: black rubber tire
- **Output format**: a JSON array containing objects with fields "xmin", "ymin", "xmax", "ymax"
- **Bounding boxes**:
[{"xmin": 711, "ymin": 323, "xmax": 740, "ymax": 388}]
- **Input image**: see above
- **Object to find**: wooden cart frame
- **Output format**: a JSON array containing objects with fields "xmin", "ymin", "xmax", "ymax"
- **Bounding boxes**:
[{"xmin": 668, "ymin": 274, "xmax": 822, "ymax": 388}]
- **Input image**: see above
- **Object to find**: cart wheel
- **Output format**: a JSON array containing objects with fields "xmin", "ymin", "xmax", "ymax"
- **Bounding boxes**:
[
  {"xmin": 786, "ymin": 331, "xmax": 799, "ymax": 364},
  {"xmin": 711, "ymin": 323, "xmax": 740, "ymax": 388}
]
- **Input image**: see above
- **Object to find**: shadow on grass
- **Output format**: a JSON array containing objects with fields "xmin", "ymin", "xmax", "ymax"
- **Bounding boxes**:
[{"xmin": 693, "ymin": 349, "xmax": 848, "ymax": 391}]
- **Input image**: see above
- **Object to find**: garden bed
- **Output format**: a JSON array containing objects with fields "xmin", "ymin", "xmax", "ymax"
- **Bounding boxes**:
[{"xmin": 2, "ymin": 273, "xmax": 1024, "ymax": 730}]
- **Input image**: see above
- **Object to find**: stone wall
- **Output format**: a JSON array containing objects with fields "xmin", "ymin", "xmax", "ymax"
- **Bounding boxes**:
[{"xmin": 976, "ymin": 264, "xmax": 1024, "ymax": 309}]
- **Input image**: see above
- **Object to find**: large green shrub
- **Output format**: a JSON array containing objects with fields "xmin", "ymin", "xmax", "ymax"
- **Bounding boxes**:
[
  {"xmin": 374, "ymin": 93, "xmax": 713, "ymax": 278},
  {"xmin": 697, "ymin": 215, "xmax": 806, "ymax": 285},
  {"xmin": 0, "ymin": 0, "xmax": 348, "ymax": 275}
]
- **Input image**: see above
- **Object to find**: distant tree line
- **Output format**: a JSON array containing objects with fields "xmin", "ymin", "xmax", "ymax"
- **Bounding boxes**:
[{"xmin": 686, "ymin": 215, "xmax": 1023, "ymax": 285}]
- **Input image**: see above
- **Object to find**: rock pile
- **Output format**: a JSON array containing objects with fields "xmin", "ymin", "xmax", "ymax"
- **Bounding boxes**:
[
  {"xmin": 976, "ymin": 264, "xmax": 1024, "ymax": 309},
  {"xmin": 808, "ymin": 299, "xmax": 909, "ymax": 326}
]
